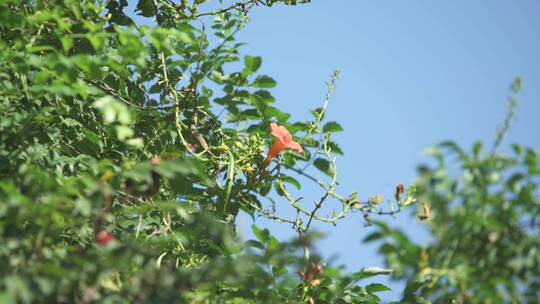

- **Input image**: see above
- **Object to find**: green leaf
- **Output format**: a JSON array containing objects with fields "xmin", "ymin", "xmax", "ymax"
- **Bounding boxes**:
[
  {"xmin": 402, "ymin": 277, "xmax": 431, "ymax": 301},
  {"xmin": 472, "ymin": 141, "xmax": 483, "ymax": 159},
  {"xmin": 263, "ymin": 106, "xmax": 290, "ymax": 121},
  {"xmin": 512, "ymin": 144, "xmax": 523, "ymax": 156},
  {"xmin": 272, "ymin": 266, "xmax": 288, "ymax": 277},
  {"xmin": 0, "ymin": 292, "xmax": 16, "ymax": 304},
  {"xmin": 244, "ymin": 240, "xmax": 265, "ymax": 250},
  {"xmin": 244, "ymin": 55, "xmax": 262, "ymax": 73},
  {"xmin": 251, "ymin": 225, "xmax": 270, "ymax": 244},
  {"xmin": 314, "ymin": 158, "xmax": 334, "ymax": 177},
  {"xmin": 439, "ymin": 141, "xmax": 468, "ymax": 161},
  {"xmin": 135, "ymin": 0, "xmax": 155, "ymax": 17},
  {"xmin": 275, "ymin": 180, "xmax": 286, "ymax": 197},
  {"xmin": 327, "ymin": 141, "xmax": 344, "ymax": 155},
  {"xmin": 60, "ymin": 36, "xmax": 73, "ymax": 52},
  {"xmin": 279, "ymin": 174, "xmax": 301, "ymax": 189},
  {"xmin": 310, "ymin": 107, "xmax": 325, "ymax": 121},
  {"xmin": 259, "ymin": 181, "xmax": 272, "ymax": 196},
  {"xmin": 323, "ymin": 121, "xmax": 344, "ymax": 133},
  {"xmin": 93, "ymin": 96, "xmax": 117, "ymax": 124},
  {"xmin": 115, "ymin": 125, "xmax": 134, "ymax": 141},
  {"xmin": 365, "ymin": 283, "xmax": 391, "ymax": 293},
  {"xmin": 87, "ymin": 33, "xmax": 104, "ymax": 51},
  {"xmin": 525, "ymin": 148, "xmax": 539, "ymax": 174},
  {"xmin": 363, "ymin": 232, "xmax": 384, "ymax": 243},
  {"xmin": 250, "ymin": 75, "xmax": 277, "ymax": 88},
  {"xmin": 352, "ymin": 267, "xmax": 392, "ymax": 280}
]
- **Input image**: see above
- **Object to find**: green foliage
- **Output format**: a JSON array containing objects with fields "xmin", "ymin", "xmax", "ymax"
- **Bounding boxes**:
[
  {"xmin": 0, "ymin": 0, "xmax": 410, "ymax": 302},
  {"xmin": 366, "ymin": 139, "xmax": 540, "ymax": 303},
  {"xmin": 361, "ymin": 80, "xmax": 540, "ymax": 303}
]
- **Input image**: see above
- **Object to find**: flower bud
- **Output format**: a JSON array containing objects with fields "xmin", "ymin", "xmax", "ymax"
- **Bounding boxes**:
[
  {"xmin": 395, "ymin": 183, "xmax": 405, "ymax": 201},
  {"xmin": 418, "ymin": 203, "xmax": 430, "ymax": 220},
  {"xmin": 217, "ymin": 144, "xmax": 229, "ymax": 152}
]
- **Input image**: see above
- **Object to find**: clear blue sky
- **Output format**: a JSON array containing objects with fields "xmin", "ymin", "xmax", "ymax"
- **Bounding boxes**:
[{"xmin": 229, "ymin": 0, "xmax": 540, "ymax": 299}]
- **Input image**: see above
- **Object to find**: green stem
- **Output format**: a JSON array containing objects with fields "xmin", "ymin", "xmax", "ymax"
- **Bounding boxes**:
[{"xmin": 220, "ymin": 151, "xmax": 235, "ymax": 216}]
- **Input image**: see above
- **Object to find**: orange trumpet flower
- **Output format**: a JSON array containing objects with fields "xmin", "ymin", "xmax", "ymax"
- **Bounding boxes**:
[{"xmin": 263, "ymin": 123, "xmax": 303, "ymax": 167}]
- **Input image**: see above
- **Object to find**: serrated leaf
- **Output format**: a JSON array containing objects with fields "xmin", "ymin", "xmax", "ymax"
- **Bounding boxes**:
[
  {"xmin": 327, "ymin": 141, "xmax": 344, "ymax": 155},
  {"xmin": 323, "ymin": 121, "xmax": 343, "ymax": 133}
]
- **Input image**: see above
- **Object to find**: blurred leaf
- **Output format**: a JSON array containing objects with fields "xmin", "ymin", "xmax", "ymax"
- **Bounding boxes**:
[
  {"xmin": 135, "ymin": 0, "xmax": 155, "ymax": 17},
  {"xmin": 352, "ymin": 267, "xmax": 392, "ymax": 280},
  {"xmin": 365, "ymin": 283, "xmax": 391, "ymax": 293}
]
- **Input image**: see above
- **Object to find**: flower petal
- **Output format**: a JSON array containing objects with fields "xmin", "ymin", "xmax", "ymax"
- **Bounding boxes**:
[
  {"xmin": 285, "ymin": 141, "xmax": 303, "ymax": 153},
  {"xmin": 270, "ymin": 123, "xmax": 291, "ymax": 142},
  {"xmin": 270, "ymin": 124, "xmax": 285, "ymax": 139},
  {"xmin": 270, "ymin": 122, "xmax": 279, "ymax": 134}
]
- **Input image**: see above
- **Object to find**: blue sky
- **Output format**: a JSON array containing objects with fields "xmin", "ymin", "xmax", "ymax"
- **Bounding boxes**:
[{"xmin": 229, "ymin": 0, "xmax": 540, "ymax": 299}]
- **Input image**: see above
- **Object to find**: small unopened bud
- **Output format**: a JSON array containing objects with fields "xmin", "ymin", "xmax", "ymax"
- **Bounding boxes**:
[
  {"xmin": 418, "ymin": 203, "xmax": 430, "ymax": 220},
  {"xmin": 217, "ymin": 144, "xmax": 229, "ymax": 152},
  {"xmin": 395, "ymin": 183, "xmax": 405, "ymax": 201},
  {"xmin": 363, "ymin": 212, "xmax": 372, "ymax": 226}
]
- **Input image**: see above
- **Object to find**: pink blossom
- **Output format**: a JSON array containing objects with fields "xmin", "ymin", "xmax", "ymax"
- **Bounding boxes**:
[{"xmin": 263, "ymin": 123, "xmax": 303, "ymax": 166}]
